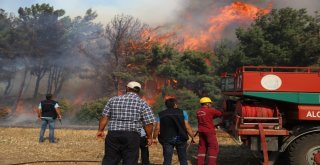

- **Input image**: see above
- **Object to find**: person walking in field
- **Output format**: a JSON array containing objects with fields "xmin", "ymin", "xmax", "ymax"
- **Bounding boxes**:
[
  {"xmin": 153, "ymin": 98, "xmax": 195, "ymax": 165},
  {"xmin": 96, "ymin": 81, "xmax": 155, "ymax": 165},
  {"xmin": 37, "ymin": 93, "xmax": 62, "ymax": 143},
  {"xmin": 196, "ymin": 97, "xmax": 223, "ymax": 165}
]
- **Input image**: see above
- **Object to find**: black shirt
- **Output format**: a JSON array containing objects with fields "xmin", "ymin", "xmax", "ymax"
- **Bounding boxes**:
[{"xmin": 158, "ymin": 108, "xmax": 188, "ymax": 144}]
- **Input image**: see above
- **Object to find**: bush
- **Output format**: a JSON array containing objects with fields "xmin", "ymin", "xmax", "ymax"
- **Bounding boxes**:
[
  {"xmin": 58, "ymin": 98, "xmax": 73, "ymax": 115},
  {"xmin": 76, "ymin": 97, "xmax": 109, "ymax": 124}
]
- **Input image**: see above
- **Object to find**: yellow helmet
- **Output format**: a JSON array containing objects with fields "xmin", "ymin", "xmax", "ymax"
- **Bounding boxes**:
[{"xmin": 200, "ymin": 97, "xmax": 213, "ymax": 104}]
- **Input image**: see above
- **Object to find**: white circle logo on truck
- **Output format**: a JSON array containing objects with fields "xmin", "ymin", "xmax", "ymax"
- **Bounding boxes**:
[{"xmin": 261, "ymin": 74, "xmax": 282, "ymax": 90}]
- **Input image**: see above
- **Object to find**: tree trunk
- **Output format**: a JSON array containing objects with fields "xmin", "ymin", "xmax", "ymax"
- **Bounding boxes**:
[
  {"xmin": 4, "ymin": 79, "xmax": 12, "ymax": 96},
  {"xmin": 53, "ymin": 74, "xmax": 65, "ymax": 96},
  {"xmin": 33, "ymin": 67, "xmax": 47, "ymax": 98},
  {"xmin": 12, "ymin": 68, "xmax": 28, "ymax": 114},
  {"xmin": 33, "ymin": 76, "xmax": 41, "ymax": 98},
  {"xmin": 47, "ymin": 67, "xmax": 53, "ymax": 94}
]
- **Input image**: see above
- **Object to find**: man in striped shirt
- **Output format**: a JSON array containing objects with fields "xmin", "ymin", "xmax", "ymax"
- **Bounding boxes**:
[{"xmin": 97, "ymin": 81, "xmax": 155, "ymax": 165}]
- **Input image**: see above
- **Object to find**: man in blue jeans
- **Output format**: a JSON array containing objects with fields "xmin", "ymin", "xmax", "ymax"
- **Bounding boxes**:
[
  {"xmin": 37, "ymin": 94, "xmax": 62, "ymax": 143},
  {"xmin": 153, "ymin": 98, "xmax": 195, "ymax": 165}
]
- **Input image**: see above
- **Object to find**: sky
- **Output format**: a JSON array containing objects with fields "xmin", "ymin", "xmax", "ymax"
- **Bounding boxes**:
[
  {"xmin": 1, "ymin": 0, "xmax": 320, "ymax": 27},
  {"xmin": 0, "ymin": 0, "xmax": 184, "ymax": 26}
]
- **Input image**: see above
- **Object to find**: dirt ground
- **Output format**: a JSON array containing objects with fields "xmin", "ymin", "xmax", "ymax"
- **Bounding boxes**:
[{"xmin": 0, "ymin": 126, "xmax": 260, "ymax": 165}]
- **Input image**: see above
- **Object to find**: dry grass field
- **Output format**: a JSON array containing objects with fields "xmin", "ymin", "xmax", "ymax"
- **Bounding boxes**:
[{"xmin": 0, "ymin": 126, "xmax": 260, "ymax": 165}]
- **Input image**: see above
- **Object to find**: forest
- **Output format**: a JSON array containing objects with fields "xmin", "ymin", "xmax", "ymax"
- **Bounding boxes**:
[{"xmin": 0, "ymin": 3, "xmax": 319, "ymax": 125}]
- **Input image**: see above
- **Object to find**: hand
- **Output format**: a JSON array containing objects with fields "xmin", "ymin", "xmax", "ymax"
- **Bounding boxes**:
[
  {"xmin": 146, "ymin": 138, "xmax": 153, "ymax": 146},
  {"xmin": 96, "ymin": 131, "xmax": 105, "ymax": 141},
  {"xmin": 58, "ymin": 115, "xmax": 62, "ymax": 120}
]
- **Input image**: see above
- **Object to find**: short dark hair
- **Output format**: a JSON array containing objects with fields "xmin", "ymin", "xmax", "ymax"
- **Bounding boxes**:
[
  {"xmin": 165, "ymin": 98, "xmax": 177, "ymax": 109},
  {"xmin": 46, "ymin": 94, "xmax": 53, "ymax": 100}
]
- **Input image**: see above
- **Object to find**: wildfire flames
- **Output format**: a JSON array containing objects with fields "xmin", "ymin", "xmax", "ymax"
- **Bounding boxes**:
[
  {"xmin": 137, "ymin": 2, "xmax": 272, "ymax": 104},
  {"xmin": 140, "ymin": 2, "xmax": 272, "ymax": 51}
]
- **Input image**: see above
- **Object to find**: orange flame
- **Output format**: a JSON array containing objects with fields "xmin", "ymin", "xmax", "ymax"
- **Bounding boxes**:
[
  {"xmin": 127, "ymin": 27, "xmax": 177, "ymax": 56},
  {"xmin": 180, "ymin": 2, "xmax": 272, "ymax": 51},
  {"xmin": 164, "ymin": 95, "xmax": 176, "ymax": 100},
  {"xmin": 131, "ymin": 2, "xmax": 272, "ymax": 52}
]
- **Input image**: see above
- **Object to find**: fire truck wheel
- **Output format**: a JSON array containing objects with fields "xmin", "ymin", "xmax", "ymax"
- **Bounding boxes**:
[{"xmin": 287, "ymin": 133, "xmax": 320, "ymax": 165}]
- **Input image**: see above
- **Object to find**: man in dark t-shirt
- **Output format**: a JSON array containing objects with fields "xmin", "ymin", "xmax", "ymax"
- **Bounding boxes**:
[{"xmin": 153, "ymin": 98, "xmax": 195, "ymax": 165}]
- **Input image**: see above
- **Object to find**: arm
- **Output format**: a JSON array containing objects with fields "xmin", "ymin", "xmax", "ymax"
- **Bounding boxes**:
[
  {"xmin": 152, "ymin": 122, "xmax": 160, "ymax": 144},
  {"xmin": 37, "ymin": 103, "xmax": 42, "ymax": 119},
  {"xmin": 55, "ymin": 107, "xmax": 62, "ymax": 119},
  {"xmin": 144, "ymin": 123, "xmax": 154, "ymax": 139},
  {"xmin": 144, "ymin": 123, "xmax": 154, "ymax": 146},
  {"xmin": 37, "ymin": 109, "xmax": 42, "ymax": 121},
  {"xmin": 184, "ymin": 120, "xmax": 195, "ymax": 143},
  {"xmin": 183, "ymin": 110, "xmax": 195, "ymax": 143},
  {"xmin": 96, "ymin": 116, "xmax": 109, "ymax": 140}
]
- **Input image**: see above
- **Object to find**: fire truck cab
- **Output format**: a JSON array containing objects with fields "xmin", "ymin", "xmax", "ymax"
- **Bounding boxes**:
[{"xmin": 221, "ymin": 66, "xmax": 320, "ymax": 165}]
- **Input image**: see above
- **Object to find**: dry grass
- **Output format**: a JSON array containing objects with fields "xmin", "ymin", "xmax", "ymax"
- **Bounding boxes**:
[{"xmin": 0, "ymin": 127, "xmax": 259, "ymax": 165}]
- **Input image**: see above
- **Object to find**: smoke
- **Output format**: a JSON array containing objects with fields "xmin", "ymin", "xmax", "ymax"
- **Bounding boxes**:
[
  {"xmin": 270, "ymin": 0, "xmax": 320, "ymax": 14},
  {"xmin": 160, "ymin": 0, "xmax": 319, "ymax": 50},
  {"xmin": 0, "ymin": 101, "xmax": 38, "ymax": 126},
  {"xmin": 1, "ymin": 0, "xmax": 319, "ymax": 127},
  {"xmin": 6, "ymin": 113, "xmax": 36, "ymax": 125}
]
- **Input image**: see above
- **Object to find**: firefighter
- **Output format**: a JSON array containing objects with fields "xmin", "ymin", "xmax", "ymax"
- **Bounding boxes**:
[{"xmin": 196, "ymin": 97, "xmax": 222, "ymax": 165}]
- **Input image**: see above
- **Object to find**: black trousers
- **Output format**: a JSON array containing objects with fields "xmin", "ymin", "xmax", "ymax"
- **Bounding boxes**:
[
  {"xmin": 139, "ymin": 136, "xmax": 150, "ymax": 165},
  {"xmin": 102, "ymin": 131, "xmax": 140, "ymax": 165}
]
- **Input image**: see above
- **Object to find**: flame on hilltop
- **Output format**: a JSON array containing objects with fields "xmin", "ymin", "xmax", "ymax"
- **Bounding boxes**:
[
  {"xmin": 141, "ymin": 27, "xmax": 176, "ymax": 44},
  {"xmin": 181, "ymin": 2, "xmax": 272, "ymax": 51},
  {"xmin": 137, "ymin": 2, "xmax": 272, "ymax": 52},
  {"xmin": 208, "ymin": 2, "xmax": 271, "ymax": 33},
  {"xmin": 128, "ymin": 27, "xmax": 177, "ymax": 52}
]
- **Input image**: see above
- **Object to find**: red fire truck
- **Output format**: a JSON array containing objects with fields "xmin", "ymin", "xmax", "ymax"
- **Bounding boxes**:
[{"xmin": 221, "ymin": 66, "xmax": 320, "ymax": 165}]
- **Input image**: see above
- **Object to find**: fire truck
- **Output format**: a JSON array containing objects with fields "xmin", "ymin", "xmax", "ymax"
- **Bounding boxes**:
[{"xmin": 220, "ymin": 66, "xmax": 320, "ymax": 165}]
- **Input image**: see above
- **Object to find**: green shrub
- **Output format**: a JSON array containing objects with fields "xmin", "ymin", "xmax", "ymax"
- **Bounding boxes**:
[
  {"xmin": 76, "ymin": 97, "xmax": 109, "ymax": 124},
  {"xmin": 58, "ymin": 98, "xmax": 73, "ymax": 115}
]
